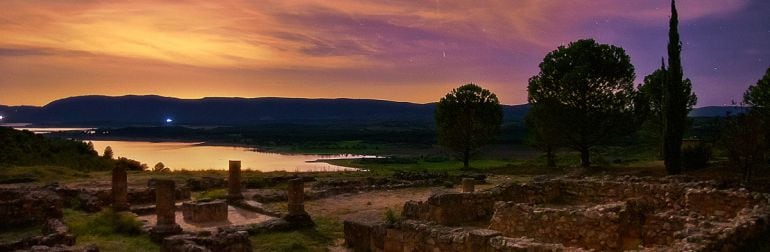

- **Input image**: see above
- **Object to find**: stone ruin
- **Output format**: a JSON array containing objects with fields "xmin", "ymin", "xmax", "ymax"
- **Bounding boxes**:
[
  {"xmin": 182, "ymin": 200, "xmax": 229, "ymax": 223},
  {"xmin": 344, "ymin": 176, "xmax": 770, "ymax": 251}
]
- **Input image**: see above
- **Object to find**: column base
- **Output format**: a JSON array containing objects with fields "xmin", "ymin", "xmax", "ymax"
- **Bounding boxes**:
[{"xmin": 150, "ymin": 224, "xmax": 183, "ymax": 242}]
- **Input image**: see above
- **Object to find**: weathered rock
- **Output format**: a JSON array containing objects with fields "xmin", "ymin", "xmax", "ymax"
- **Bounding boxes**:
[
  {"xmin": 162, "ymin": 231, "xmax": 252, "ymax": 252},
  {"xmin": 182, "ymin": 200, "xmax": 228, "ymax": 223}
]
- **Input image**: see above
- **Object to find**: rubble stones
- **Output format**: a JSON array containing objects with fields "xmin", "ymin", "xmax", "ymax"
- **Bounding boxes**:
[
  {"xmin": 349, "ymin": 176, "xmax": 770, "ymax": 251},
  {"xmin": 162, "ymin": 230, "xmax": 252, "ymax": 252}
]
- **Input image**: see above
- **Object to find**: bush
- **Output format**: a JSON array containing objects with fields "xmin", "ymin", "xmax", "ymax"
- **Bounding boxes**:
[
  {"xmin": 383, "ymin": 208, "xmax": 401, "ymax": 226},
  {"xmin": 115, "ymin": 157, "xmax": 148, "ymax": 171},
  {"xmin": 197, "ymin": 189, "xmax": 227, "ymax": 201},
  {"xmin": 682, "ymin": 144, "xmax": 712, "ymax": 170},
  {"xmin": 67, "ymin": 208, "xmax": 143, "ymax": 236}
]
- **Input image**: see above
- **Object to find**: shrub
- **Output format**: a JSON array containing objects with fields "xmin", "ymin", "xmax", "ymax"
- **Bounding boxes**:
[
  {"xmin": 116, "ymin": 157, "xmax": 147, "ymax": 171},
  {"xmin": 682, "ymin": 144, "xmax": 712, "ymax": 170},
  {"xmin": 383, "ymin": 208, "xmax": 401, "ymax": 226},
  {"xmin": 68, "ymin": 208, "xmax": 143, "ymax": 236},
  {"xmin": 197, "ymin": 189, "xmax": 227, "ymax": 201}
]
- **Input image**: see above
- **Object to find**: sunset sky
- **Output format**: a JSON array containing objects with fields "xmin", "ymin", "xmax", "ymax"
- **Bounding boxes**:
[{"xmin": 1, "ymin": 0, "xmax": 768, "ymax": 106}]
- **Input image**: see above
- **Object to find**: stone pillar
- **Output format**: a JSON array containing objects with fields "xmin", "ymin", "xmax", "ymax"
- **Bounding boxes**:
[
  {"xmin": 462, "ymin": 178, "xmax": 475, "ymax": 193},
  {"xmin": 287, "ymin": 179, "xmax": 305, "ymax": 215},
  {"xmin": 227, "ymin": 160, "xmax": 243, "ymax": 201},
  {"xmin": 111, "ymin": 165, "xmax": 129, "ymax": 211},
  {"xmin": 283, "ymin": 178, "xmax": 314, "ymax": 227},
  {"xmin": 150, "ymin": 179, "xmax": 182, "ymax": 242}
]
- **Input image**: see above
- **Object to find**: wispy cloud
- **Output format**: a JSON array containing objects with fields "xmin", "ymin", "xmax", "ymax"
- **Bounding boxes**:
[{"xmin": 0, "ymin": 0, "xmax": 760, "ymax": 106}]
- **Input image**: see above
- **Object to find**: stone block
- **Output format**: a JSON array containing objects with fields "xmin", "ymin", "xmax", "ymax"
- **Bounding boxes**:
[{"xmin": 182, "ymin": 200, "xmax": 228, "ymax": 223}]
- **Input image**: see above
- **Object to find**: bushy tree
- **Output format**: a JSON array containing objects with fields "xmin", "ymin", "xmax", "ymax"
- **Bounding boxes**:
[
  {"xmin": 435, "ymin": 83, "xmax": 503, "ymax": 169},
  {"xmin": 638, "ymin": 61, "xmax": 696, "ymax": 157},
  {"xmin": 722, "ymin": 113, "xmax": 766, "ymax": 182},
  {"xmin": 528, "ymin": 39, "xmax": 639, "ymax": 168},
  {"xmin": 115, "ymin": 157, "xmax": 147, "ymax": 171},
  {"xmin": 153, "ymin": 162, "xmax": 170, "ymax": 172},
  {"xmin": 744, "ymin": 67, "xmax": 770, "ymax": 118},
  {"xmin": 103, "ymin": 146, "xmax": 114, "ymax": 159},
  {"xmin": 662, "ymin": 0, "xmax": 697, "ymax": 174},
  {"xmin": 525, "ymin": 100, "xmax": 562, "ymax": 167}
]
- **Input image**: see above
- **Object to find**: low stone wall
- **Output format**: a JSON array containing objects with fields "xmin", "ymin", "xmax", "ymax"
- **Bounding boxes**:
[
  {"xmin": 351, "ymin": 176, "xmax": 770, "ymax": 252},
  {"xmin": 488, "ymin": 201, "xmax": 648, "ymax": 251},
  {"xmin": 0, "ymin": 219, "xmax": 76, "ymax": 251},
  {"xmin": 343, "ymin": 219, "xmax": 586, "ymax": 252},
  {"xmin": 0, "ymin": 189, "xmax": 62, "ymax": 228}
]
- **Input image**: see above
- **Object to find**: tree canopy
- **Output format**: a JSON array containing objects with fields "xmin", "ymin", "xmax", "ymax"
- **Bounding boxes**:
[
  {"xmin": 435, "ymin": 83, "xmax": 503, "ymax": 168},
  {"xmin": 744, "ymin": 67, "xmax": 770, "ymax": 116},
  {"xmin": 528, "ymin": 39, "xmax": 639, "ymax": 168}
]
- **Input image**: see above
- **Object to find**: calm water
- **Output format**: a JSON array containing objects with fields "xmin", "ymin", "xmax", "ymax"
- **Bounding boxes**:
[{"xmin": 89, "ymin": 140, "xmax": 371, "ymax": 172}]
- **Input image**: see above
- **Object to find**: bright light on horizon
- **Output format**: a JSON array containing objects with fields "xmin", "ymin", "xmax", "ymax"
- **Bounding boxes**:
[
  {"xmin": 0, "ymin": 115, "xmax": 4, "ymax": 120},
  {"xmin": 165, "ymin": 118, "xmax": 173, "ymax": 123}
]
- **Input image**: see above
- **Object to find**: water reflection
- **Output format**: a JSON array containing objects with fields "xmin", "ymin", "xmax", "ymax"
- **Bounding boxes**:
[{"xmin": 89, "ymin": 140, "xmax": 369, "ymax": 172}]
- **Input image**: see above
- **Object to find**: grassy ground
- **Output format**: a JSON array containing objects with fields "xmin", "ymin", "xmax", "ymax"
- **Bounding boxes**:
[
  {"xmin": 250, "ymin": 216, "xmax": 343, "ymax": 251},
  {"xmin": 63, "ymin": 209, "xmax": 158, "ymax": 252}
]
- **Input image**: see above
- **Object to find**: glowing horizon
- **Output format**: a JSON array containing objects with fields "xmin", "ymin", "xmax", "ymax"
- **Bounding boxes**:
[{"xmin": 1, "ymin": 0, "xmax": 768, "ymax": 106}]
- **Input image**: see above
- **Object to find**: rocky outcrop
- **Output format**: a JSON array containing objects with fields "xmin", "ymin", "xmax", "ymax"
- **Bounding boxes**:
[{"xmin": 161, "ymin": 231, "xmax": 252, "ymax": 252}]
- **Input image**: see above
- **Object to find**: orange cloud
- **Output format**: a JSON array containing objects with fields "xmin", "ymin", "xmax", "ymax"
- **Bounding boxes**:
[{"xmin": 0, "ymin": 0, "xmax": 755, "ymax": 106}]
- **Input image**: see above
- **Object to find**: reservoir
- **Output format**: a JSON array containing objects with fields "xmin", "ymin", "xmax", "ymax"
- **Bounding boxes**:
[{"xmin": 88, "ymin": 140, "xmax": 369, "ymax": 172}]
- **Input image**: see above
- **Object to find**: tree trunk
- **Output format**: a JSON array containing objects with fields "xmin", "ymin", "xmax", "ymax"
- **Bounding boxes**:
[
  {"xmin": 580, "ymin": 149, "xmax": 590, "ymax": 168},
  {"xmin": 463, "ymin": 148, "xmax": 470, "ymax": 169},
  {"xmin": 546, "ymin": 147, "xmax": 556, "ymax": 167}
]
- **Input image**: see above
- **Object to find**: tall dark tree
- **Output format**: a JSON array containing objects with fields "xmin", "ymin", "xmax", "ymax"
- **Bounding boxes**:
[
  {"xmin": 662, "ymin": 0, "xmax": 697, "ymax": 174},
  {"xmin": 744, "ymin": 67, "xmax": 770, "ymax": 118},
  {"xmin": 525, "ymin": 99, "xmax": 562, "ymax": 167},
  {"xmin": 435, "ymin": 83, "xmax": 503, "ymax": 169},
  {"xmin": 528, "ymin": 39, "xmax": 639, "ymax": 168}
]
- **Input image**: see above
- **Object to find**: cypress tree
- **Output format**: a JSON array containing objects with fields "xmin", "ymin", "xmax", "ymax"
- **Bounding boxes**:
[{"xmin": 662, "ymin": 0, "xmax": 697, "ymax": 174}]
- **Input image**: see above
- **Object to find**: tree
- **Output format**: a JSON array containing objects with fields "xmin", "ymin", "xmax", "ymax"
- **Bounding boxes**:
[
  {"xmin": 528, "ymin": 39, "xmax": 639, "ymax": 168},
  {"xmin": 435, "ymin": 83, "xmax": 503, "ymax": 169},
  {"xmin": 722, "ymin": 113, "xmax": 766, "ymax": 183},
  {"xmin": 525, "ymin": 100, "xmax": 562, "ymax": 167},
  {"xmin": 103, "ymin": 146, "xmax": 114, "ymax": 159},
  {"xmin": 116, "ymin": 157, "xmax": 147, "ymax": 171},
  {"xmin": 744, "ymin": 67, "xmax": 770, "ymax": 118},
  {"xmin": 662, "ymin": 0, "xmax": 697, "ymax": 174},
  {"xmin": 638, "ymin": 60, "xmax": 696, "ymax": 157},
  {"xmin": 153, "ymin": 162, "xmax": 170, "ymax": 172}
]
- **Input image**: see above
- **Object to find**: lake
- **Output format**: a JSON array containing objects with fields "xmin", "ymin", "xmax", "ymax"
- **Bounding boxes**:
[{"xmin": 88, "ymin": 140, "xmax": 371, "ymax": 172}]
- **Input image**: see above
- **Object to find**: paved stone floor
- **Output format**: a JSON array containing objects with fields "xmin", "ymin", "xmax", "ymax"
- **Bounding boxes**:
[{"xmin": 138, "ymin": 205, "xmax": 276, "ymax": 232}]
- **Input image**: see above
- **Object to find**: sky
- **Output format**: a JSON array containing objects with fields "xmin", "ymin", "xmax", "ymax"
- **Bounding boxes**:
[{"xmin": 0, "ymin": 0, "xmax": 768, "ymax": 106}]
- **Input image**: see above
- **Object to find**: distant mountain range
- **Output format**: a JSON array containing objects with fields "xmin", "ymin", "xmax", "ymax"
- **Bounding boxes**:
[
  {"xmin": 0, "ymin": 95, "xmax": 743, "ymax": 126},
  {"xmin": 0, "ymin": 95, "xmax": 528, "ymax": 126}
]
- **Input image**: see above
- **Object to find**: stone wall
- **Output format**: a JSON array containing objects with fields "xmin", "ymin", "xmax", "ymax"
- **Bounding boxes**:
[
  {"xmin": 353, "ymin": 176, "xmax": 770, "ymax": 252},
  {"xmin": 0, "ymin": 189, "xmax": 62, "ymax": 228},
  {"xmin": 344, "ymin": 219, "xmax": 586, "ymax": 252}
]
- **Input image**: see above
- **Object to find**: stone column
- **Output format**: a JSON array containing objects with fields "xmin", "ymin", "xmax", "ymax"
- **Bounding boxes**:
[
  {"xmin": 111, "ymin": 165, "xmax": 129, "ymax": 211},
  {"xmin": 462, "ymin": 178, "xmax": 475, "ymax": 193},
  {"xmin": 227, "ymin": 160, "xmax": 243, "ymax": 201},
  {"xmin": 150, "ymin": 179, "xmax": 181, "ymax": 242},
  {"xmin": 283, "ymin": 178, "xmax": 314, "ymax": 227}
]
